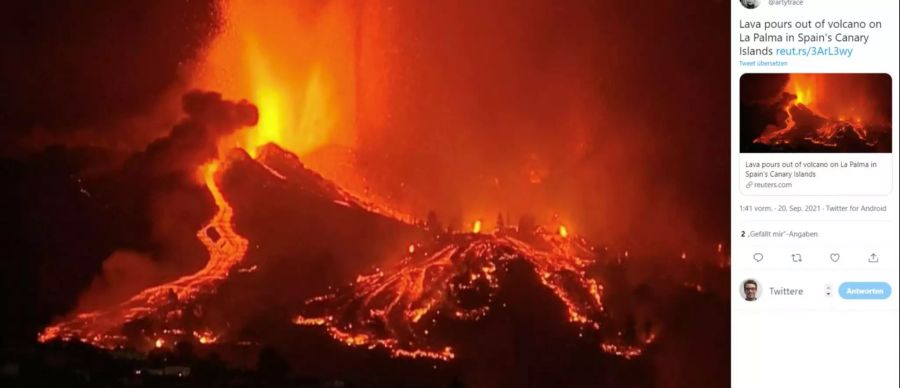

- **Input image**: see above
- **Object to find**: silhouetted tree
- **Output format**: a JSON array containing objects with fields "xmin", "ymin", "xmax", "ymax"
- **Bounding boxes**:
[
  {"xmin": 449, "ymin": 376, "xmax": 467, "ymax": 388},
  {"xmin": 447, "ymin": 216, "xmax": 462, "ymax": 233},
  {"xmin": 174, "ymin": 340, "xmax": 194, "ymax": 363},
  {"xmin": 426, "ymin": 210, "xmax": 442, "ymax": 232},
  {"xmin": 518, "ymin": 214, "xmax": 536, "ymax": 234}
]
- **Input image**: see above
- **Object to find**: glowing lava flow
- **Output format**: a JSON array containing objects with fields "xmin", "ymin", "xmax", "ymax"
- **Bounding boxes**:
[
  {"xmin": 39, "ymin": 161, "xmax": 248, "ymax": 348},
  {"xmin": 295, "ymin": 229, "xmax": 654, "ymax": 361},
  {"xmin": 754, "ymin": 100, "xmax": 874, "ymax": 148},
  {"xmin": 753, "ymin": 75, "xmax": 883, "ymax": 150}
]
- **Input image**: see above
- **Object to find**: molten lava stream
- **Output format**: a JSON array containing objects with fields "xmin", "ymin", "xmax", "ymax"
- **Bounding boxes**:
[
  {"xmin": 39, "ymin": 160, "xmax": 248, "ymax": 347},
  {"xmin": 296, "ymin": 230, "xmax": 654, "ymax": 361},
  {"xmin": 192, "ymin": 160, "xmax": 249, "ymax": 286}
]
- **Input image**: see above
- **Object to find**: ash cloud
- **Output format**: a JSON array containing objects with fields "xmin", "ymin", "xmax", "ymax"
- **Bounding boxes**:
[
  {"xmin": 75, "ymin": 91, "xmax": 258, "ymax": 311},
  {"xmin": 0, "ymin": 0, "xmax": 255, "ymax": 343},
  {"xmin": 74, "ymin": 250, "xmax": 168, "ymax": 312},
  {"xmin": 123, "ymin": 91, "xmax": 258, "ymax": 178},
  {"xmin": 0, "ymin": 90, "xmax": 258, "ymax": 340}
]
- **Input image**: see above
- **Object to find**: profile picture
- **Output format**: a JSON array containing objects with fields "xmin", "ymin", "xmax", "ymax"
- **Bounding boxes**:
[
  {"xmin": 741, "ymin": 279, "xmax": 759, "ymax": 301},
  {"xmin": 739, "ymin": 0, "xmax": 760, "ymax": 9}
]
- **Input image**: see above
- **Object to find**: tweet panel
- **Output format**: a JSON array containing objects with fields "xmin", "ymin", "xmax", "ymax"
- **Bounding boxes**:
[{"xmin": 733, "ymin": 1, "xmax": 899, "ymax": 387}]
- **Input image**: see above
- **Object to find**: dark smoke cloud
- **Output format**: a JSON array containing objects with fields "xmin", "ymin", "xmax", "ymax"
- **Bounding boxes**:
[
  {"xmin": 0, "ymin": 0, "xmax": 253, "ymax": 344},
  {"xmin": 123, "ymin": 91, "xmax": 258, "ymax": 178},
  {"xmin": 115, "ymin": 90, "xmax": 258, "ymax": 254},
  {"xmin": 0, "ymin": 90, "xmax": 257, "ymax": 342},
  {"xmin": 79, "ymin": 91, "xmax": 258, "ymax": 308}
]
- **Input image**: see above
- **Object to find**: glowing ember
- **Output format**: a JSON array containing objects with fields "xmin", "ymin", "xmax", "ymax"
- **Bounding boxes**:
[
  {"xmin": 472, "ymin": 220, "xmax": 483, "ymax": 234},
  {"xmin": 558, "ymin": 225, "xmax": 569, "ymax": 238},
  {"xmin": 155, "ymin": 338, "xmax": 164, "ymax": 349},
  {"xmin": 195, "ymin": 330, "xmax": 218, "ymax": 345},
  {"xmin": 295, "ymin": 229, "xmax": 654, "ymax": 361},
  {"xmin": 38, "ymin": 161, "xmax": 249, "ymax": 348}
]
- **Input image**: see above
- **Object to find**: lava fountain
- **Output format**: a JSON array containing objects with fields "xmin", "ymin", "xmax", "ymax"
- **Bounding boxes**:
[{"xmin": 196, "ymin": 0, "xmax": 356, "ymax": 158}]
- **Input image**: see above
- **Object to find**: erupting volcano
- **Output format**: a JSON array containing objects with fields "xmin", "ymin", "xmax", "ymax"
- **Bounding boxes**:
[
  {"xmin": 296, "ymin": 227, "xmax": 654, "ymax": 361},
  {"xmin": 741, "ymin": 73, "xmax": 892, "ymax": 153},
  {"xmin": 38, "ymin": 138, "xmax": 658, "ymax": 362},
  {"xmin": 5, "ymin": 0, "xmax": 733, "ymax": 385}
]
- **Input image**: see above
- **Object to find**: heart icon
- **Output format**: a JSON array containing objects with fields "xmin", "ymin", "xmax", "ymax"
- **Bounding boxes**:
[
  {"xmin": 830, "ymin": 253, "xmax": 840, "ymax": 262},
  {"xmin": 753, "ymin": 253, "xmax": 764, "ymax": 262}
]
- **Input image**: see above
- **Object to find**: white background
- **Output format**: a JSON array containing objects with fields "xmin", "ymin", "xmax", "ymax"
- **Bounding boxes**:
[{"xmin": 732, "ymin": 1, "xmax": 899, "ymax": 387}]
